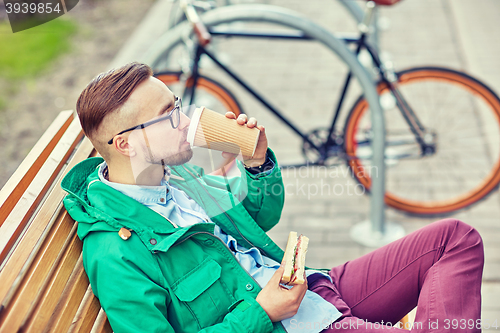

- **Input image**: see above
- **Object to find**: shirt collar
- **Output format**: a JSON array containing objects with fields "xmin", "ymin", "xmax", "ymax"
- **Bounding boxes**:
[{"xmin": 98, "ymin": 162, "xmax": 172, "ymax": 205}]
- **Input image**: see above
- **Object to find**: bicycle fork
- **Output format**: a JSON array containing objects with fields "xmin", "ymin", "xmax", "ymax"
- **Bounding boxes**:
[
  {"xmin": 383, "ymin": 73, "xmax": 437, "ymax": 157},
  {"xmin": 363, "ymin": 39, "xmax": 437, "ymax": 158}
]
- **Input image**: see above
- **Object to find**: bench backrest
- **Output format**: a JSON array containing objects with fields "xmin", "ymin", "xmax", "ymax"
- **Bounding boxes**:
[{"xmin": 0, "ymin": 111, "xmax": 111, "ymax": 333}]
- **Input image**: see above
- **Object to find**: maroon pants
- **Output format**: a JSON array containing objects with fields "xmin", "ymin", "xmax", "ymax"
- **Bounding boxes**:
[{"xmin": 308, "ymin": 219, "xmax": 484, "ymax": 332}]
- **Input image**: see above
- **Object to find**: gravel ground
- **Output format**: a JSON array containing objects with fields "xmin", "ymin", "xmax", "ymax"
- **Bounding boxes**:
[{"xmin": 0, "ymin": 0, "xmax": 155, "ymax": 187}]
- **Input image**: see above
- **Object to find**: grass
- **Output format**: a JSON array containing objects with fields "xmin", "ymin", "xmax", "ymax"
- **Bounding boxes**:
[{"xmin": 0, "ymin": 18, "xmax": 77, "ymax": 79}]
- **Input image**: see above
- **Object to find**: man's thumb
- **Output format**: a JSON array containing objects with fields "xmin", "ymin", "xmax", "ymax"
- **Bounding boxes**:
[{"xmin": 270, "ymin": 265, "xmax": 285, "ymax": 285}]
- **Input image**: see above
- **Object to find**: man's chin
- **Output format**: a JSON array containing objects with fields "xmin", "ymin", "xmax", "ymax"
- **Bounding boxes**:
[{"xmin": 165, "ymin": 149, "xmax": 193, "ymax": 166}]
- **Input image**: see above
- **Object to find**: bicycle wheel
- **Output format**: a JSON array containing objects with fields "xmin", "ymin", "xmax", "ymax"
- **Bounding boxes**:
[
  {"xmin": 344, "ymin": 66, "xmax": 500, "ymax": 215},
  {"xmin": 155, "ymin": 71, "xmax": 243, "ymax": 174}
]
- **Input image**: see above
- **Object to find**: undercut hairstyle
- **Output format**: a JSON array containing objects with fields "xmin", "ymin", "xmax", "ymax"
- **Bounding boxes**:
[{"xmin": 76, "ymin": 62, "xmax": 153, "ymax": 139}]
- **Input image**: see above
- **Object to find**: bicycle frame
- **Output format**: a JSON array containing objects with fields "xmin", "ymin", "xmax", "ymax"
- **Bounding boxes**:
[{"xmin": 182, "ymin": 24, "xmax": 432, "ymax": 167}]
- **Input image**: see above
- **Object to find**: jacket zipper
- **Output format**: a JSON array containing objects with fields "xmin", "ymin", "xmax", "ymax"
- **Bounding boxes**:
[{"xmin": 181, "ymin": 165, "xmax": 268, "ymax": 256}]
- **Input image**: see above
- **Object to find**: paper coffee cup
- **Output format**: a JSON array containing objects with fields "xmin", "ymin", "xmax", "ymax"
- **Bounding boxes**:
[{"xmin": 187, "ymin": 107, "xmax": 260, "ymax": 157}]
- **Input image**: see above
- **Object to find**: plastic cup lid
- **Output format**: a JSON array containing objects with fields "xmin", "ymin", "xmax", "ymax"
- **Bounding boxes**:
[{"xmin": 186, "ymin": 106, "xmax": 204, "ymax": 147}]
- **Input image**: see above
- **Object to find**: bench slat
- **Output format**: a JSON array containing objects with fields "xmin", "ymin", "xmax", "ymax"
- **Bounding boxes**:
[
  {"xmin": 90, "ymin": 309, "xmax": 112, "ymax": 333},
  {"xmin": 43, "ymin": 254, "xmax": 90, "ymax": 333},
  {"xmin": 0, "ymin": 117, "xmax": 84, "ymax": 265},
  {"xmin": 22, "ymin": 223, "xmax": 83, "ymax": 332},
  {"xmin": 0, "ymin": 137, "xmax": 94, "ymax": 311},
  {"xmin": 68, "ymin": 284, "xmax": 101, "ymax": 333},
  {"xmin": 0, "ymin": 111, "xmax": 74, "ymax": 227},
  {"xmin": 0, "ymin": 212, "xmax": 78, "ymax": 331}
]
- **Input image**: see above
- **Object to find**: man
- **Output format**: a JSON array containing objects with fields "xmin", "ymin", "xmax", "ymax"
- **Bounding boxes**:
[{"xmin": 62, "ymin": 62, "xmax": 484, "ymax": 332}]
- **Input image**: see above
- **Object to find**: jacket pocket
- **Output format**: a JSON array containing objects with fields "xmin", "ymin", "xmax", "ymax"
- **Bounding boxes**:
[{"xmin": 172, "ymin": 258, "xmax": 235, "ymax": 329}]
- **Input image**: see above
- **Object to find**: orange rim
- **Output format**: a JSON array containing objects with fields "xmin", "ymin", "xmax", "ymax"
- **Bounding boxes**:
[{"xmin": 345, "ymin": 68, "xmax": 500, "ymax": 215}]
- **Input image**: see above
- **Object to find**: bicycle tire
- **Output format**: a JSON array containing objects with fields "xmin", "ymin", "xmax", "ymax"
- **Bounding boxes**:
[{"xmin": 344, "ymin": 66, "xmax": 500, "ymax": 215}]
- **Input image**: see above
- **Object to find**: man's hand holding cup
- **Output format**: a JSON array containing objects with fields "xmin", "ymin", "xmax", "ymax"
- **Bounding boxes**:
[
  {"xmin": 186, "ymin": 107, "xmax": 267, "ymax": 166},
  {"xmin": 223, "ymin": 112, "xmax": 268, "ymax": 167}
]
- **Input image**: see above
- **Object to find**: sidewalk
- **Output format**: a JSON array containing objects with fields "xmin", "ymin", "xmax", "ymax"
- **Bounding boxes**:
[{"xmin": 114, "ymin": 0, "xmax": 500, "ymax": 327}]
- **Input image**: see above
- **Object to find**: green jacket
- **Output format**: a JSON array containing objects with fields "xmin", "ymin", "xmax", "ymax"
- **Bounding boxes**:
[{"xmin": 61, "ymin": 149, "xmax": 288, "ymax": 333}]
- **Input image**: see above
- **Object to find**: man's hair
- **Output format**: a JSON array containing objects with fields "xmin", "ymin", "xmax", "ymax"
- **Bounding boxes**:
[{"xmin": 76, "ymin": 62, "xmax": 153, "ymax": 139}]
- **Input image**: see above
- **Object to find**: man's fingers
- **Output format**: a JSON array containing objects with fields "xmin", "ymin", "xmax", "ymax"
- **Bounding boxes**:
[
  {"xmin": 237, "ymin": 113, "xmax": 247, "ymax": 125},
  {"xmin": 247, "ymin": 117, "xmax": 257, "ymax": 128},
  {"xmin": 228, "ymin": 113, "xmax": 261, "ymax": 129}
]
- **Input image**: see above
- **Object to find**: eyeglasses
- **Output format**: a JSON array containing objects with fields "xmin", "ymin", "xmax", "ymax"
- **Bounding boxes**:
[{"xmin": 107, "ymin": 96, "xmax": 182, "ymax": 145}]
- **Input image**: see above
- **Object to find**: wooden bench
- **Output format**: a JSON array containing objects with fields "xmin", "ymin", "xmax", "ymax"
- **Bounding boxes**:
[{"xmin": 0, "ymin": 110, "xmax": 111, "ymax": 333}]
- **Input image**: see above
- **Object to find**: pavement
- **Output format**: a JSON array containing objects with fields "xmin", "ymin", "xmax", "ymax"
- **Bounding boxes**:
[{"xmin": 111, "ymin": 0, "xmax": 500, "ymax": 328}]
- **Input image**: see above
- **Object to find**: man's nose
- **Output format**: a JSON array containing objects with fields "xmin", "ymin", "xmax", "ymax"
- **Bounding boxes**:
[{"xmin": 178, "ymin": 113, "xmax": 190, "ymax": 130}]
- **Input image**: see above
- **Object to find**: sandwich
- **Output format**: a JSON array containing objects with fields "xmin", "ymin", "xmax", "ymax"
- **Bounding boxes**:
[{"xmin": 280, "ymin": 231, "xmax": 309, "ymax": 285}]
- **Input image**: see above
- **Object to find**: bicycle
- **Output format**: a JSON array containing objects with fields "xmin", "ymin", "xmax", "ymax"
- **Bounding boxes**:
[
  {"xmin": 161, "ymin": 0, "xmax": 382, "ymax": 75},
  {"xmin": 144, "ymin": 0, "xmax": 500, "ymax": 216}
]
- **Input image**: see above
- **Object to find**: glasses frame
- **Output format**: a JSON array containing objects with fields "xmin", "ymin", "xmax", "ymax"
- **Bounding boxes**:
[{"xmin": 107, "ymin": 96, "xmax": 182, "ymax": 145}]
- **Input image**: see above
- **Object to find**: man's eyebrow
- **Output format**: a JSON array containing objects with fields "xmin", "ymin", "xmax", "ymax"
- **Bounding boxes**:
[{"xmin": 159, "ymin": 98, "xmax": 175, "ymax": 116}]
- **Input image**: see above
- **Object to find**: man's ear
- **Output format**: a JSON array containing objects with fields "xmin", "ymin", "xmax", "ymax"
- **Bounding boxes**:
[{"xmin": 113, "ymin": 135, "xmax": 137, "ymax": 157}]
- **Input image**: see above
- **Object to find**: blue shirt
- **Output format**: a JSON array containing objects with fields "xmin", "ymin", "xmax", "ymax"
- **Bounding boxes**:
[{"xmin": 98, "ymin": 162, "xmax": 341, "ymax": 332}]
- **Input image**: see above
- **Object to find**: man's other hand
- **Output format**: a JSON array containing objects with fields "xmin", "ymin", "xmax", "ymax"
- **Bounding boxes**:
[
  {"xmin": 255, "ymin": 265, "xmax": 307, "ymax": 322},
  {"xmin": 223, "ymin": 112, "xmax": 268, "ymax": 167}
]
